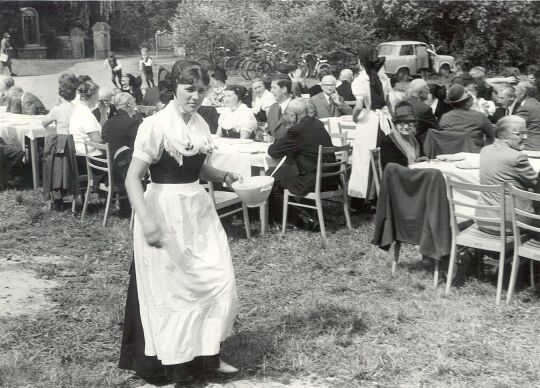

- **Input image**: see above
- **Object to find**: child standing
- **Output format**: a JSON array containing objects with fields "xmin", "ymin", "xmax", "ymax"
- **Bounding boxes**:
[{"xmin": 139, "ymin": 47, "xmax": 155, "ymax": 88}]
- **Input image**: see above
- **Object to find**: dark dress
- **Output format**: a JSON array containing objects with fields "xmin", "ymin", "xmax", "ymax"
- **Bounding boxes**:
[{"xmin": 118, "ymin": 150, "xmax": 219, "ymax": 384}]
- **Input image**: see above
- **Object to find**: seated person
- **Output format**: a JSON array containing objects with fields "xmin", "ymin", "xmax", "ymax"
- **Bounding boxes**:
[
  {"xmin": 0, "ymin": 76, "xmax": 14, "ymax": 106},
  {"xmin": 440, "ymin": 84, "xmax": 495, "ymax": 152},
  {"xmin": 250, "ymin": 77, "xmax": 275, "ymax": 122},
  {"xmin": 426, "ymin": 83, "xmax": 452, "ymax": 120},
  {"xmin": 404, "ymin": 79, "xmax": 440, "ymax": 145},
  {"xmin": 310, "ymin": 75, "xmax": 353, "ymax": 119},
  {"xmin": 380, "ymin": 101, "xmax": 425, "ymax": 170},
  {"xmin": 267, "ymin": 75, "xmax": 294, "ymax": 140},
  {"xmin": 217, "ymin": 85, "xmax": 257, "ymax": 139},
  {"xmin": 0, "ymin": 136, "xmax": 25, "ymax": 190},
  {"xmin": 307, "ymin": 68, "xmax": 330, "ymax": 97},
  {"xmin": 92, "ymin": 88, "xmax": 117, "ymax": 126},
  {"xmin": 289, "ymin": 67, "xmax": 309, "ymax": 97},
  {"xmin": 6, "ymin": 86, "xmax": 47, "ymax": 115},
  {"xmin": 101, "ymin": 92, "xmax": 141, "ymax": 184},
  {"xmin": 336, "ymin": 69, "xmax": 355, "ymax": 101},
  {"xmin": 476, "ymin": 116, "xmax": 538, "ymax": 235},
  {"xmin": 268, "ymin": 99, "xmax": 337, "ymax": 229}
]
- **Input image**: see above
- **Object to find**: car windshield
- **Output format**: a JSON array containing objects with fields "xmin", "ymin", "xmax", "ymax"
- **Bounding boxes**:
[{"xmin": 377, "ymin": 45, "xmax": 398, "ymax": 56}]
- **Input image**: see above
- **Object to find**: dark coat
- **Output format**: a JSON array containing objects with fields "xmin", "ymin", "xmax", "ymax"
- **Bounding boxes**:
[
  {"xmin": 92, "ymin": 104, "xmax": 117, "ymax": 124},
  {"xmin": 372, "ymin": 163, "xmax": 451, "ymax": 260},
  {"xmin": 336, "ymin": 80, "xmax": 355, "ymax": 102},
  {"xmin": 405, "ymin": 96, "xmax": 440, "ymax": 147},
  {"xmin": 516, "ymin": 96, "xmax": 540, "ymax": 150},
  {"xmin": 101, "ymin": 109, "xmax": 140, "ymax": 158},
  {"xmin": 268, "ymin": 115, "xmax": 336, "ymax": 196},
  {"xmin": 310, "ymin": 92, "xmax": 352, "ymax": 119},
  {"xmin": 267, "ymin": 101, "xmax": 289, "ymax": 140}
]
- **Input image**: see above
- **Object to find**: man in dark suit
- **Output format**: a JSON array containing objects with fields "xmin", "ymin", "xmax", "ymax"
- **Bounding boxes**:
[
  {"xmin": 405, "ymin": 79, "xmax": 440, "ymax": 146},
  {"xmin": 310, "ymin": 75, "xmax": 352, "ymax": 119},
  {"xmin": 0, "ymin": 136, "xmax": 24, "ymax": 190},
  {"xmin": 267, "ymin": 75, "xmax": 293, "ymax": 140},
  {"xmin": 515, "ymin": 81, "xmax": 540, "ymax": 150},
  {"xmin": 6, "ymin": 86, "xmax": 47, "ymax": 115},
  {"xmin": 336, "ymin": 69, "xmax": 355, "ymax": 102}
]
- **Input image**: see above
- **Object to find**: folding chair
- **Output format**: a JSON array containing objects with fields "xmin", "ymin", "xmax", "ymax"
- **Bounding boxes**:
[
  {"xmin": 506, "ymin": 185, "xmax": 540, "ymax": 303},
  {"xmin": 204, "ymin": 181, "xmax": 251, "ymax": 238},
  {"xmin": 445, "ymin": 179, "xmax": 511, "ymax": 304},
  {"xmin": 81, "ymin": 140, "xmax": 128, "ymax": 227},
  {"xmin": 282, "ymin": 144, "xmax": 352, "ymax": 247}
]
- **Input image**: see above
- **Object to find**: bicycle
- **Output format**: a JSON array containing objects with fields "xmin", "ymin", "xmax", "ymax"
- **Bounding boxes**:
[
  {"xmin": 298, "ymin": 52, "xmax": 330, "ymax": 78},
  {"xmin": 195, "ymin": 46, "xmax": 231, "ymax": 70}
]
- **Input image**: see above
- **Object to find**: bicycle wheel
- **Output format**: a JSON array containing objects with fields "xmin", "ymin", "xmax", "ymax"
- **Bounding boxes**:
[
  {"xmin": 224, "ymin": 56, "xmax": 239, "ymax": 71},
  {"xmin": 240, "ymin": 60, "xmax": 253, "ymax": 80},
  {"xmin": 245, "ymin": 61, "xmax": 258, "ymax": 80},
  {"xmin": 317, "ymin": 63, "xmax": 331, "ymax": 75},
  {"xmin": 255, "ymin": 60, "xmax": 274, "ymax": 79},
  {"xmin": 195, "ymin": 56, "xmax": 213, "ymax": 70}
]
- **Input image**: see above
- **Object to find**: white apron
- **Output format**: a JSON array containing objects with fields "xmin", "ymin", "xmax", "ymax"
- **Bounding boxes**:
[
  {"xmin": 133, "ymin": 182, "xmax": 238, "ymax": 365},
  {"xmin": 348, "ymin": 108, "xmax": 393, "ymax": 198}
]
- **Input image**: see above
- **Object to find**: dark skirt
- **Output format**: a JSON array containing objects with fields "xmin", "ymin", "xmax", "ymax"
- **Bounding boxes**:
[{"xmin": 119, "ymin": 262, "xmax": 219, "ymax": 384}]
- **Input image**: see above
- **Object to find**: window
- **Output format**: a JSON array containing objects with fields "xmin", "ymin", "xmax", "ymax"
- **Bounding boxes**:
[{"xmin": 399, "ymin": 45, "xmax": 413, "ymax": 56}]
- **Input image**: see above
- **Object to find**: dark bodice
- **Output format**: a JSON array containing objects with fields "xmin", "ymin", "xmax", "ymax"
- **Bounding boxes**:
[{"xmin": 149, "ymin": 150, "xmax": 206, "ymax": 184}]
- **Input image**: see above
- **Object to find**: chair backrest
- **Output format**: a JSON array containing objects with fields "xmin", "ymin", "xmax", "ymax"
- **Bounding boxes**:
[
  {"xmin": 83, "ymin": 140, "xmax": 113, "ymax": 188},
  {"xmin": 315, "ymin": 144, "xmax": 351, "ymax": 193},
  {"xmin": 508, "ymin": 184, "xmax": 540, "ymax": 237},
  {"xmin": 423, "ymin": 128, "xmax": 475, "ymax": 158},
  {"xmin": 337, "ymin": 121, "xmax": 356, "ymax": 143},
  {"xmin": 446, "ymin": 179, "xmax": 507, "ymax": 239},
  {"xmin": 369, "ymin": 148, "xmax": 382, "ymax": 196},
  {"xmin": 330, "ymin": 132, "xmax": 347, "ymax": 147}
]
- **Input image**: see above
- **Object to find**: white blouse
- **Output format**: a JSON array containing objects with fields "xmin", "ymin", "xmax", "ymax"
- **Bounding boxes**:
[
  {"xmin": 68, "ymin": 101, "xmax": 102, "ymax": 156},
  {"xmin": 351, "ymin": 69, "xmax": 392, "ymax": 110},
  {"xmin": 217, "ymin": 103, "xmax": 258, "ymax": 136}
]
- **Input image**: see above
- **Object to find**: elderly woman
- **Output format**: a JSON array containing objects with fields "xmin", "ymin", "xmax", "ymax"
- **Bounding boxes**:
[
  {"xmin": 119, "ymin": 60, "xmax": 241, "ymax": 384},
  {"xmin": 380, "ymin": 101, "xmax": 424, "ymax": 170},
  {"xmin": 217, "ymin": 85, "xmax": 257, "ymax": 139},
  {"xmin": 68, "ymin": 80, "xmax": 103, "ymax": 166},
  {"xmin": 349, "ymin": 44, "xmax": 393, "ymax": 198}
]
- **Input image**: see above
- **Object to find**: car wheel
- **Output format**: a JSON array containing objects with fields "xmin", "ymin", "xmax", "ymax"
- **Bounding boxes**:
[
  {"xmin": 439, "ymin": 64, "xmax": 450, "ymax": 78},
  {"xmin": 396, "ymin": 68, "xmax": 409, "ymax": 82}
]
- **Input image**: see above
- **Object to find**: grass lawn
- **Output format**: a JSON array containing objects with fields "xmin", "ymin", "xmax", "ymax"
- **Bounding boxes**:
[{"xmin": 1, "ymin": 188, "xmax": 540, "ymax": 387}]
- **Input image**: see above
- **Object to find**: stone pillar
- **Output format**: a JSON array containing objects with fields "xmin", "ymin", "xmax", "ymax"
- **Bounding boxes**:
[
  {"xmin": 70, "ymin": 27, "xmax": 85, "ymax": 59},
  {"xmin": 92, "ymin": 22, "xmax": 110, "ymax": 59}
]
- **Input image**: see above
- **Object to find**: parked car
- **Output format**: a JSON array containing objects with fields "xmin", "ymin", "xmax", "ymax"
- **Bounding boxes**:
[{"xmin": 377, "ymin": 41, "xmax": 455, "ymax": 81}]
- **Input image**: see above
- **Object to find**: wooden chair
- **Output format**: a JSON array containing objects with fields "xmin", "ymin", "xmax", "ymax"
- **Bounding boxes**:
[
  {"xmin": 337, "ymin": 121, "xmax": 356, "ymax": 143},
  {"xmin": 205, "ymin": 181, "xmax": 251, "ymax": 239},
  {"xmin": 281, "ymin": 144, "xmax": 352, "ymax": 247},
  {"xmin": 81, "ymin": 140, "xmax": 128, "ymax": 227},
  {"xmin": 369, "ymin": 148, "xmax": 382, "ymax": 197},
  {"xmin": 445, "ymin": 179, "xmax": 511, "ymax": 304},
  {"xmin": 506, "ymin": 185, "xmax": 540, "ymax": 303}
]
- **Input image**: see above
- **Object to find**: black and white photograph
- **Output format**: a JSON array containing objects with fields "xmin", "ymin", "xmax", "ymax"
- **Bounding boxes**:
[{"xmin": 1, "ymin": 0, "xmax": 540, "ymax": 387}]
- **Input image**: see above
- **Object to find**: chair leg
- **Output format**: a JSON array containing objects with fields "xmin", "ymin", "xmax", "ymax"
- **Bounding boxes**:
[
  {"xmin": 343, "ymin": 191, "xmax": 352, "ymax": 230},
  {"xmin": 242, "ymin": 204, "xmax": 251, "ymax": 239},
  {"xmin": 495, "ymin": 249, "xmax": 505, "ymax": 305},
  {"xmin": 281, "ymin": 191, "xmax": 289, "ymax": 236},
  {"xmin": 392, "ymin": 241, "xmax": 401, "ymax": 276},
  {"xmin": 315, "ymin": 197, "xmax": 327, "ymax": 247},
  {"xmin": 530, "ymin": 260, "xmax": 535, "ymax": 289},
  {"xmin": 81, "ymin": 184, "xmax": 92, "ymax": 220},
  {"xmin": 103, "ymin": 189, "xmax": 113, "ymax": 227},
  {"xmin": 506, "ymin": 251, "xmax": 521, "ymax": 303},
  {"xmin": 445, "ymin": 242, "xmax": 457, "ymax": 295},
  {"xmin": 433, "ymin": 259, "xmax": 439, "ymax": 287}
]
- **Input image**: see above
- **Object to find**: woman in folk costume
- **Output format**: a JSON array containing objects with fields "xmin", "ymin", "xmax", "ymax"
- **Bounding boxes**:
[
  {"xmin": 349, "ymin": 45, "xmax": 393, "ymax": 198},
  {"xmin": 119, "ymin": 60, "xmax": 241, "ymax": 384}
]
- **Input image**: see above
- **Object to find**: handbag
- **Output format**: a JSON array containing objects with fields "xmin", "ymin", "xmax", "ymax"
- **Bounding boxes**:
[{"xmin": 0, "ymin": 53, "xmax": 8, "ymax": 62}]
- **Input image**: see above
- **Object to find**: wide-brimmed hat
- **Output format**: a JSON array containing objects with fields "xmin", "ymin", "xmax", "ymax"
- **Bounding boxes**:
[
  {"xmin": 393, "ymin": 101, "xmax": 416, "ymax": 122},
  {"xmin": 446, "ymin": 83, "xmax": 471, "ymax": 105}
]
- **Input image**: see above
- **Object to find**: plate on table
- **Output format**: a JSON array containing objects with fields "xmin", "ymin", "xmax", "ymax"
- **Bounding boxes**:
[
  {"xmin": 523, "ymin": 150, "xmax": 540, "ymax": 158},
  {"xmin": 232, "ymin": 139, "xmax": 254, "ymax": 144},
  {"xmin": 340, "ymin": 115, "xmax": 353, "ymax": 121},
  {"xmin": 455, "ymin": 160, "xmax": 479, "ymax": 169},
  {"xmin": 436, "ymin": 154, "xmax": 466, "ymax": 162}
]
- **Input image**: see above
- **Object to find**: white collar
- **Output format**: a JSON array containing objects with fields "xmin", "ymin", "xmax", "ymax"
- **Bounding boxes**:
[{"xmin": 279, "ymin": 97, "xmax": 292, "ymax": 112}]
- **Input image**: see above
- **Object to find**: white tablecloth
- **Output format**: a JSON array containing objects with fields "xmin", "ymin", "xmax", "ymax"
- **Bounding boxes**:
[
  {"xmin": 0, "ymin": 111, "xmax": 54, "ymax": 150},
  {"xmin": 208, "ymin": 137, "xmax": 277, "ymax": 179}
]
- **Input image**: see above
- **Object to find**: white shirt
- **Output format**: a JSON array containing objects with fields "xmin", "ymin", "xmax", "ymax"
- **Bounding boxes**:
[
  {"xmin": 68, "ymin": 101, "xmax": 102, "ymax": 156},
  {"xmin": 139, "ymin": 56, "xmax": 152, "ymax": 70},
  {"xmin": 279, "ymin": 97, "xmax": 292, "ymax": 114},
  {"xmin": 507, "ymin": 99, "xmax": 518, "ymax": 115},
  {"xmin": 251, "ymin": 89, "xmax": 276, "ymax": 115},
  {"xmin": 217, "ymin": 103, "xmax": 258, "ymax": 136}
]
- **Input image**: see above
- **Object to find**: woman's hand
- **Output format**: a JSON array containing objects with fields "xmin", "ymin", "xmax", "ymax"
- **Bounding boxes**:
[
  {"xmin": 224, "ymin": 172, "xmax": 243, "ymax": 188},
  {"xmin": 142, "ymin": 221, "xmax": 163, "ymax": 248}
]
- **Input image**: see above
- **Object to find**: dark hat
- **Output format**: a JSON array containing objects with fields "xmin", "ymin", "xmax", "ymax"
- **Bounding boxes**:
[
  {"xmin": 393, "ymin": 101, "xmax": 416, "ymax": 122},
  {"xmin": 446, "ymin": 83, "xmax": 471, "ymax": 105}
]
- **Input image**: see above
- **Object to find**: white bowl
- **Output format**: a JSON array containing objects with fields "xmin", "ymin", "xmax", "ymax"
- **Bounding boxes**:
[{"xmin": 232, "ymin": 176, "xmax": 275, "ymax": 207}]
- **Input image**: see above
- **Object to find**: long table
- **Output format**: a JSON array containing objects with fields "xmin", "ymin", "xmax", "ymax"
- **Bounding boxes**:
[
  {"xmin": 0, "ymin": 108, "xmax": 54, "ymax": 190},
  {"xmin": 208, "ymin": 137, "xmax": 278, "ymax": 234}
]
